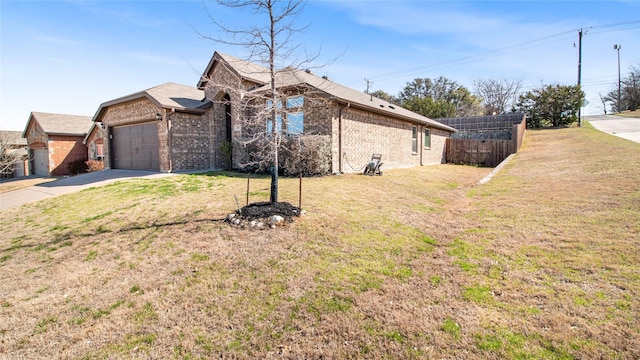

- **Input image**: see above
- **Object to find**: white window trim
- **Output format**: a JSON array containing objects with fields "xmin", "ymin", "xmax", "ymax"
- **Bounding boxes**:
[
  {"xmin": 411, "ymin": 126, "xmax": 418, "ymax": 154},
  {"xmin": 424, "ymin": 128, "xmax": 431, "ymax": 149}
]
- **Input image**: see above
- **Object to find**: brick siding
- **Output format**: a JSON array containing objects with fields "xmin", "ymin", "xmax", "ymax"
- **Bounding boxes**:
[
  {"xmin": 202, "ymin": 58, "xmax": 264, "ymax": 170},
  {"xmin": 169, "ymin": 112, "xmax": 211, "ymax": 170},
  {"xmin": 47, "ymin": 135, "xmax": 88, "ymax": 176},
  {"xmin": 24, "ymin": 121, "xmax": 88, "ymax": 176}
]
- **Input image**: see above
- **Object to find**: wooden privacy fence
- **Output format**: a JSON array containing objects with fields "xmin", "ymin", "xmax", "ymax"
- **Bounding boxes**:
[
  {"xmin": 445, "ymin": 115, "xmax": 526, "ymax": 167},
  {"xmin": 446, "ymin": 138, "xmax": 514, "ymax": 167}
]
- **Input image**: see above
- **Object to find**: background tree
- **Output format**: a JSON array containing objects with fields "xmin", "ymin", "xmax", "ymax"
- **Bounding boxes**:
[
  {"xmin": 370, "ymin": 90, "xmax": 397, "ymax": 104},
  {"xmin": 598, "ymin": 93, "xmax": 609, "ymax": 114},
  {"xmin": 473, "ymin": 78, "xmax": 522, "ymax": 115},
  {"xmin": 623, "ymin": 64, "xmax": 640, "ymax": 111},
  {"xmin": 397, "ymin": 77, "xmax": 481, "ymax": 118},
  {"xmin": 200, "ymin": 0, "xmax": 313, "ymax": 203},
  {"xmin": 606, "ymin": 63, "xmax": 640, "ymax": 112},
  {"xmin": 0, "ymin": 132, "xmax": 28, "ymax": 177},
  {"xmin": 514, "ymin": 84, "xmax": 584, "ymax": 128}
]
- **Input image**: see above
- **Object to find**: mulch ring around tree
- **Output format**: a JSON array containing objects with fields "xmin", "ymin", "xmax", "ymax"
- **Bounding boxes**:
[{"xmin": 226, "ymin": 201, "xmax": 304, "ymax": 229}]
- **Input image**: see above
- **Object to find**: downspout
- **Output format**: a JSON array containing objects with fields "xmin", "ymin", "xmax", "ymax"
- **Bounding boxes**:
[
  {"xmin": 338, "ymin": 102, "xmax": 350, "ymax": 174},
  {"xmin": 420, "ymin": 125, "xmax": 423, "ymax": 166},
  {"xmin": 167, "ymin": 108, "xmax": 175, "ymax": 173}
]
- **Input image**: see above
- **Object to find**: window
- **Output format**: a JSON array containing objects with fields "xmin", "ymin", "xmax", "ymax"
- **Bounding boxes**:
[
  {"xmin": 286, "ymin": 96, "xmax": 304, "ymax": 135},
  {"xmin": 266, "ymin": 114, "xmax": 282, "ymax": 135},
  {"xmin": 287, "ymin": 112, "xmax": 304, "ymax": 135},
  {"xmin": 266, "ymin": 99, "xmax": 282, "ymax": 135},
  {"xmin": 424, "ymin": 128, "xmax": 431, "ymax": 149},
  {"xmin": 412, "ymin": 126, "xmax": 418, "ymax": 153},
  {"xmin": 267, "ymin": 96, "xmax": 304, "ymax": 136},
  {"xmin": 286, "ymin": 95, "xmax": 304, "ymax": 109},
  {"xmin": 96, "ymin": 144, "xmax": 104, "ymax": 160},
  {"xmin": 266, "ymin": 99, "xmax": 282, "ymax": 109}
]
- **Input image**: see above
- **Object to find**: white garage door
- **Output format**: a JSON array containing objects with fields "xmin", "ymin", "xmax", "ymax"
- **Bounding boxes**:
[
  {"xmin": 111, "ymin": 123, "xmax": 160, "ymax": 171},
  {"xmin": 32, "ymin": 148, "xmax": 49, "ymax": 176}
]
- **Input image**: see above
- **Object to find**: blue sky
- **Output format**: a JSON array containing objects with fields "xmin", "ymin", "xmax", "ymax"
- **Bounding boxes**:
[{"xmin": 1, "ymin": 0, "xmax": 639, "ymax": 131}]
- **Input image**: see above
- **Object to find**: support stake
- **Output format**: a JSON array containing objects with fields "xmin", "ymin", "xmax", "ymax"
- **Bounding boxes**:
[
  {"xmin": 298, "ymin": 172, "xmax": 302, "ymax": 210},
  {"xmin": 246, "ymin": 172, "xmax": 250, "ymax": 206}
]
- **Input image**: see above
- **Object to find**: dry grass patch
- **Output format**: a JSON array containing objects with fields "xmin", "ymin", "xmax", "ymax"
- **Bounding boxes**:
[
  {"xmin": 0, "ymin": 127, "xmax": 638, "ymax": 358},
  {"xmin": 615, "ymin": 109, "xmax": 640, "ymax": 118},
  {"xmin": 0, "ymin": 177, "xmax": 56, "ymax": 193}
]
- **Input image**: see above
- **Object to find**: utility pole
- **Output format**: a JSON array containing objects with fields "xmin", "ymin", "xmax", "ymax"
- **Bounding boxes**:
[
  {"xmin": 364, "ymin": 78, "xmax": 373, "ymax": 94},
  {"xmin": 614, "ymin": 44, "xmax": 622, "ymax": 113},
  {"xmin": 577, "ymin": 29, "xmax": 583, "ymax": 126}
]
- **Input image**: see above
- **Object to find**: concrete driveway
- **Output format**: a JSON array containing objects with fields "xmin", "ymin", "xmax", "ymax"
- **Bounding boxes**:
[
  {"xmin": 586, "ymin": 115, "xmax": 640, "ymax": 143},
  {"xmin": 0, "ymin": 170, "xmax": 175, "ymax": 210}
]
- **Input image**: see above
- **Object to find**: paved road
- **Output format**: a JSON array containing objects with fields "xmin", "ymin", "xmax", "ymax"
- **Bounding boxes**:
[
  {"xmin": 585, "ymin": 115, "xmax": 640, "ymax": 143},
  {"xmin": 0, "ymin": 170, "xmax": 175, "ymax": 210}
]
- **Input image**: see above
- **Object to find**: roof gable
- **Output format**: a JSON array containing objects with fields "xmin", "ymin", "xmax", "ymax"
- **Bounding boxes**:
[
  {"xmin": 22, "ymin": 112, "xmax": 93, "ymax": 137},
  {"xmin": 93, "ymin": 82, "xmax": 210, "ymax": 122},
  {"xmin": 198, "ymin": 52, "xmax": 272, "ymax": 89}
]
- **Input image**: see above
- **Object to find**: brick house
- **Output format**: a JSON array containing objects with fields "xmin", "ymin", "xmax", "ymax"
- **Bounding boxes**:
[
  {"xmin": 199, "ymin": 52, "xmax": 456, "ymax": 173},
  {"xmin": 22, "ymin": 112, "xmax": 93, "ymax": 176},
  {"xmin": 97, "ymin": 52, "xmax": 455, "ymax": 174}
]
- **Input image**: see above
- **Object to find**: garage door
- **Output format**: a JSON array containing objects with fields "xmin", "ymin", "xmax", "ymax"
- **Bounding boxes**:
[
  {"xmin": 111, "ymin": 123, "xmax": 159, "ymax": 171},
  {"xmin": 32, "ymin": 148, "xmax": 49, "ymax": 176}
]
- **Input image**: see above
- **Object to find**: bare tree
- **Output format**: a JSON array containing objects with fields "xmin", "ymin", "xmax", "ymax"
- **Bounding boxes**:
[
  {"xmin": 198, "ymin": 0, "xmax": 325, "ymax": 203},
  {"xmin": 0, "ymin": 132, "xmax": 29, "ymax": 177},
  {"xmin": 598, "ymin": 93, "xmax": 609, "ymax": 114},
  {"xmin": 473, "ymin": 78, "xmax": 523, "ymax": 115}
]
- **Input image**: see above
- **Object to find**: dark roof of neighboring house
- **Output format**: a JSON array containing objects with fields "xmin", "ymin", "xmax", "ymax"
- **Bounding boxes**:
[
  {"xmin": 93, "ymin": 82, "xmax": 211, "ymax": 122},
  {"xmin": 0, "ymin": 130, "xmax": 28, "ymax": 146},
  {"xmin": 208, "ymin": 52, "xmax": 456, "ymax": 132},
  {"xmin": 22, "ymin": 112, "xmax": 93, "ymax": 137}
]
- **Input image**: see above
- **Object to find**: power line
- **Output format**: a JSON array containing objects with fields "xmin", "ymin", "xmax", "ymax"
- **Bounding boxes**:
[
  {"xmin": 353, "ymin": 20, "xmax": 639, "ymax": 90},
  {"xmin": 589, "ymin": 26, "xmax": 640, "ymax": 35}
]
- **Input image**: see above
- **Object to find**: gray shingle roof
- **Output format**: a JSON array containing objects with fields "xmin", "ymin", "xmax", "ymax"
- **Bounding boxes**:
[
  {"xmin": 25, "ymin": 112, "xmax": 93, "ymax": 136},
  {"xmin": 0, "ymin": 130, "xmax": 28, "ymax": 145},
  {"xmin": 205, "ymin": 52, "xmax": 455, "ymax": 132},
  {"xmin": 146, "ymin": 82, "xmax": 209, "ymax": 109},
  {"xmin": 249, "ymin": 67, "xmax": 457, "ymax": 132},
  {"xmin": 93, "ymin": 82, "xmax": 210, "ymax": 121}
]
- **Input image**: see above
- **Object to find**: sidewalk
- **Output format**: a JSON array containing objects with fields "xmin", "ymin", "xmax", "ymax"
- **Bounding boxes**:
[
  {"xmin": 586, "ymin": 115, "xmax": 640, "ymax": 143},
  {"xmin": 0, "ymin": 170, "xmax": 175, "ymax": 210}
]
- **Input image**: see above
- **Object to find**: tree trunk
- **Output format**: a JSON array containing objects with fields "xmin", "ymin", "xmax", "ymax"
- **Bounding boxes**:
[{"xmin": 270, "ymin": 165, "xmax": 278, "ymax": 203}]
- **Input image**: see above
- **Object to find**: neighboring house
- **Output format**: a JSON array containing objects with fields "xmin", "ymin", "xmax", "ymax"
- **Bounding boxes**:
[
  {"xmin": 97, "ymin": 52, "xmax": 456, "ymax": 174},
  {"xmin": 0, "ymin": 130, "xmax": 29, "ymax": 178},
  {"xmin": 92, "ymin": 82, "xmax": 211, "ymax": 172},
  {"xmin": 22, "ymin": 112, "xmax": 93, "ymax": 176}
]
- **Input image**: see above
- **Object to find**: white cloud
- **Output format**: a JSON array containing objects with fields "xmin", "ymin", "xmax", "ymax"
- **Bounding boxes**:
[
  {"xmin": 32, "ymin": 34, "xmax": 81, "ymax": 46},
  {"xmin": 337, "ymin": 1, "xmax": 506, "ymax": 36}
]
